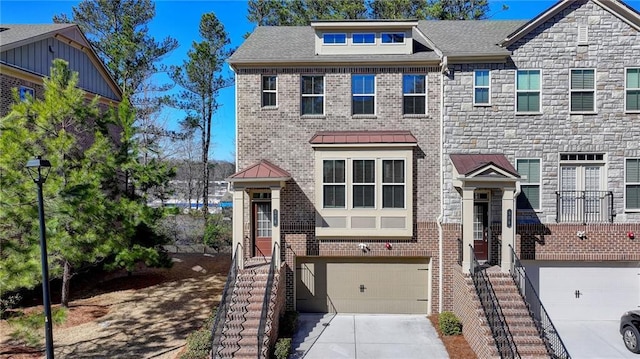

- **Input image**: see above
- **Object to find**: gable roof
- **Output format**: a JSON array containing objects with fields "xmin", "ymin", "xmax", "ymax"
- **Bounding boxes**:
[
  {"xmin": 450, "ymin": 154, "xmax": 520, "ymax": 178},
  {"xmin": 501, "ymin": 0, "xmax": 640, "ymax": 47},
  {"xmin": 0, "ymin": 23, "xmax": 122, "ymax": 102},
  {"xmin": 229, "ymin": 160, "xmax": 291, "ymax": 182}
]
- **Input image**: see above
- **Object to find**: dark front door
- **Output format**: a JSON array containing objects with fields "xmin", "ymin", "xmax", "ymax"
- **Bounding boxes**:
[
  {"xmin": 473, "ymin": 202, "xmax": 489, "ymax": 261},
  {"xmin": 253, "ymin": 202, "xmax": 272, "ymax": 257}
]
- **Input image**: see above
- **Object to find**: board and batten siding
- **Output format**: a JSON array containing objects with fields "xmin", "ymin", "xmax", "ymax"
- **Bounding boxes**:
[{"xmin": 0, "ymin": 37, "xmax": 118, "ymax": 101}]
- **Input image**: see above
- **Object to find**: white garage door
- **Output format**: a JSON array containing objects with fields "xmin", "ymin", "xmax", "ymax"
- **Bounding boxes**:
[
  {"xmin": 296, "ymin": 257, "xmax": 430, "ymax": 314},
  {"xmin": 523, "ymin": 261, "xmax": 640, "ymax": 321}
]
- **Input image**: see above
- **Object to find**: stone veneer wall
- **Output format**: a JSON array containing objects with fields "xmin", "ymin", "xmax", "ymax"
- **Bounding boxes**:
[
  {"xmin": 235, "ymin": 66, "xmax": 445, "ymax": 312},
  {"xmin": 442, "ymin": 0, "xmax": 640, "ymax": 225}
]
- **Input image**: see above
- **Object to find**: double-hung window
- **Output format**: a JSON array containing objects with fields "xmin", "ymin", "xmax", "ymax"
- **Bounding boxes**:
[
  {"xmin": 301, "ymin": 75, "xmax": 324, "ymax": 115},
  {"xmin": 19, "ymin": 86, "xmax": 34, "ymax": 102},
  {"xmin": 383, "ymin": 160, "xmax": 404, "ymax": 208},
  {"xmin": 323, "ymin": 160, "xmax": 345, "ymax": 208},
  {"xmin": 626, "ymin": 158, "xmax": 640, "ymax": 210},
  {"xmin": 262, "ymin": 75, "xmax": 277, "ymax": 107},
  {"xmin": 570, "ymin": 69, "xmax": 595, "ymax": 112},
  {"xmin": 516, "ymin": 70, "xmax": 541, "ymax": 113},
  {"xmin": 516, "ymin": 159, "xmax": 541, "ymax": 210},
  {"xmin": 352, "ymin": 74, "xmax": 375, "ymax": 115},
  {"xmin": 626, "ymin": 68, "xmax": 640, "ymax": 112},
  {"xmin": 474, "ymin": 70, "xmax": 490, "ymax": 105},
  {"xmin": 353, "ymin": 160, "xmax": 375, "ymax": 208},
  {"xmin": 403, "ymin": 74, "xmax": 426, "ymax": 115}
]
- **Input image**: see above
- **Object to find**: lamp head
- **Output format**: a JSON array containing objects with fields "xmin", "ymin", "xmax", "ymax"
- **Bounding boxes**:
[{"xmin": 25, "ymin": 156, "xmax": 51, "ymax": 184}]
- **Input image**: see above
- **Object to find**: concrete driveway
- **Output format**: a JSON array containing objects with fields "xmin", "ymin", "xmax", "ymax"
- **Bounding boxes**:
[
  {"xmin": 290, "ymin": 314, "xmax": 449, "ymax": 359},
  {"xmin": 555, "ymin": 320, "xmax": 637, "ymax": 358}
]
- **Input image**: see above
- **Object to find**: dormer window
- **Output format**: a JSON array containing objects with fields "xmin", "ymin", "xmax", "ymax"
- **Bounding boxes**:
[
  {"xmin": 381, "ymin": 33, "xmax": 404, "ymax": 44},
  {"xmin": 323, "ymin": 33, "xmax": 346, "ymax": 44},
  {"xmin": 353, "ymin": 33, "xmax": 375, "ymax": 44}
]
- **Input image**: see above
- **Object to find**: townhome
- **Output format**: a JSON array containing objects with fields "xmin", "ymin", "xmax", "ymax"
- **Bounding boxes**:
[{"xmin": 220, "ymin": 0, "xmax": 640, "ymax": 357}]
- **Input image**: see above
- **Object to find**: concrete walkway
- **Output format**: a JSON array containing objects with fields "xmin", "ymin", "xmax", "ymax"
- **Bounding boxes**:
[{"xmin": 291, "ymin": 314, "xmax": 449, "ymax": 359}]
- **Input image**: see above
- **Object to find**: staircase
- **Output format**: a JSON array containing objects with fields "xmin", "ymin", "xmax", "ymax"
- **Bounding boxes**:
[
  {"xmin": 485, "ymin": 269, "xmax": 549, "ymax": 358},
  {"xmin": 216, "ymin": 260, "xmax": 271, "ymax": 359}
]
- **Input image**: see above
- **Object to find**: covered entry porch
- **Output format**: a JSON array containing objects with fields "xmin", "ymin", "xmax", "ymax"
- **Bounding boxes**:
[
  {"xmin": 228, "ymin": 160, "xmax": 291, "ymax": 269},
  {"xmin": 450, "ymin": 154, "xmax": 522, "ymax": 273}
]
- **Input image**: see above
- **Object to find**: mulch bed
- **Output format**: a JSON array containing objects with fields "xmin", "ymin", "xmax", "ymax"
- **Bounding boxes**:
[{"xmin": 429, "ymin": 314, "xmax": 478, "ymax": 359}]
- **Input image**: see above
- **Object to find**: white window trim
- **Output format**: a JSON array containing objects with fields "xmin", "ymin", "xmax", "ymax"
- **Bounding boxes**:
[
  {"xmin": 403, "ymin": 74, "xmax": 427, "ymax": 115},
  {"xmin": 19, "ymin": 85, "xmax": 35, "ymax": 102},
  {"xmin": 625, "ymin": 67, "xmax": 640, "ymax": 114},
  {"xmin": 516, "ymin": 158, "xmax": 542, "ymax": 211},
  {"xmin": 314, "ymin": 148, "xmax": 413, "ymax": 238},
  {"xmin": 557, "ymin": 153, "xmax": 607, "ymax": 192},
  {"xmin": 322, "ymin": 158, "xmax": 346, "ymax": 209},
  {"xmin": 301, "ymin": 74, "xmax": 325, "ymax": 116},
  {"xmin": 625, "ymin": 157, "xmax": 640, "ymax": 212},
  {"xmin": 473, "ymin": 69, "xmax": 491, "ymax": 106},
  {"xmin": 381, "ymin": 32, "xmax": 405, "ymax": 44},
  {"xmin": 261, "ymin": 75, "xmax": 277, "ymax": 108},
  {"xmin": 352, "ymin": 32, "xmax": 376, "ymax": 45},
  {"xmin": 351, "ymin": 158, "xmax": 376, "ymax": 209},
  {"xmin": 570, "ymin": 68, "xmax": 596, "ymax": 114},
  {"xmin": 322, "ymin": 32, "xmax": 347, "ymax": 45},
  {"xmin": 352, "ymin": 74, "xmax": 376, "ymax": 116},
  {"xmin": 382, "ymin": 158, "xmax": 406, "ymax": 209},
  {"xmin": 515, "ymin": 69, "xmax": 542, "ymax": 114}
]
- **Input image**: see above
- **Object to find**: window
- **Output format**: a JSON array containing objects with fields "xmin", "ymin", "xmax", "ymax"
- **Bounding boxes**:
[
  {"xmin": 262, "ymin": 75, "xmax": 277, "ymax": 107},
  {"xmin": 626, "ymin": 158, "xmax": 640, "ymax": 210},
  {"xmin": 256, "ymin": 203, "xmax": 272, "ymax": 237},
  {"xmin": 516, "ymin": 159, "xmax": 541, "ymax": 210},
  {"xmin": 516, "ymin": 70, "xmax": 541, "ymax": 113},
  {"xmin": 323, "ymin": 160, "xmax": 345, "ymax": 208},
  {"xmin": 352, "ymin": 75, "xmax": 375, "ymax": 115},
  {"xmin": 571, "ymin": 69, "xmax": 595, "ymax": 112},
  {"xmin": 557, "ymin": 153, "xmax": 610, "ymax": 223},
  {"xmin": 323, "ymin": 33, "xmax": 346, "ymax": 44},
  {"xmin": 381, "ymin": 33, "xmax": 404, "ymax": 43},
  {"xmin": 383, "ymin": 160, "xmax": 404, "ymax": 208},
  {"xmin": 301, "ymin": 75, "xmax": 324, "ymax": 115},
  {"xmin": 19, "ymin": 86, "xmax": 34, "ymax": 101},
  {"xmin": 474, "ymin": 70, "xmax": 490, "ymax": 105},
  {"xmin": 353, "ymin": 33, "xmax": 375, "ymax": 44},
  {"xmin": 403, "ymin": 74, "xmax": 426, "ymax": 115},
  {"xmin": 626, "ymin": 68, "xmax": 640, "ymax": 112},
  {"xmin": 352, "ymin": 160, "xmax": 375, "ymax": 208}
]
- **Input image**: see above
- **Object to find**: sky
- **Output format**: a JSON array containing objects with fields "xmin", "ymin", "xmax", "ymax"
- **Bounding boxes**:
[{"xmin": 1, "ymin": 0, "xmax": 639, "ymax": 161}]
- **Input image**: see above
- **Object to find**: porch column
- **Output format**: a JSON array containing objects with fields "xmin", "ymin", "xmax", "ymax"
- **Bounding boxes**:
[
  {"xmin": 232, "ymin": 189, "xmax": 245, "ymax": 270},
  {"xmin": 501, "ymin": 187, "xmax": 516, "ymax": 273},
  {"xmin": 271, "ymin": 187, "xmax": 281, "ymax": 267},
  {"xmin": 461, "ymin": 187, "xmax": 475, "ymax": 274}
]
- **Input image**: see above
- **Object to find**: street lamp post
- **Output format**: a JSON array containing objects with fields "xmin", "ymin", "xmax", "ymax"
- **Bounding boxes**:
[{"xmin": 25, "ymin": 156, "xmax": 54, "ymax": 359}]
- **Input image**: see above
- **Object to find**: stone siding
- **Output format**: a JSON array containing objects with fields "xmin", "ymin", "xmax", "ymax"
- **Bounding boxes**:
[{"xmin": 442, "ymin": 0, "xmax": 640, "ymax": 224}]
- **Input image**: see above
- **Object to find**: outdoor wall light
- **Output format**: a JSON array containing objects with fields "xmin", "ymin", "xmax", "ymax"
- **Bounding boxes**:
[
  {"xmin": 385, "ymin": 242, "xmax": 393, "ymax": 250},
  {"xmin": 576, "ymin": 231, "xmax": 587, "ymax": 239},
  {"xmin": 628, "ymin": 231, "xmax": 635, "ymax": 240},
  {"xmin": 358, "ymin": 243, "xmax": 369, "ymax": 252}
]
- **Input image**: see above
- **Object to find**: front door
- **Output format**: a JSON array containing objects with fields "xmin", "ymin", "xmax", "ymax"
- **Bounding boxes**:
[
  {"xmin": 253, "ymin": 202, "xmax": 272, "ymax": 257},
  {"xmin": 473, "ymin": 202, "xmax": 489, "ymax": 261}
]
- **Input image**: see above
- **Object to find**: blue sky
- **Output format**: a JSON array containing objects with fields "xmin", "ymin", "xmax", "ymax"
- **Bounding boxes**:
[{"xmin": 1, "ymin": 0, "xmax": 639, "ymax": 161}]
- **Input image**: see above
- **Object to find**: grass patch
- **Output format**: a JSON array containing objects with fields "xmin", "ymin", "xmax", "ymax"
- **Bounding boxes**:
[{"xmin": 8, "ymin": 307, "xmax": 67, "ymax": 347}]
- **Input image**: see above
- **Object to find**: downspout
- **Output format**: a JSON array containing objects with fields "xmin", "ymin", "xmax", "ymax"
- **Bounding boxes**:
[
  {"xmin": 232, "ymin": 65, "xmax": 238, "ymax": 171},
  {"xmin": 437, "ymin": 56, "xmax": 447, "ymax": 314}
]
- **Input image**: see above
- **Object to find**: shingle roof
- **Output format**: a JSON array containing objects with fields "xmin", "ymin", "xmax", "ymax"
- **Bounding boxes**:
[
  {"xmin": 0, "ymin": 24, "xmax": 76, "ymax": 49},
  {"xmin": 228, "ymin": 26, "xmax": 440, "ymax": 65},
  {"xmin": 418, "ymin": 20, "xmax": 526, "ymax": 57},
  {"xmin": 229, "ymin": 160, "xmax": 291, "ymax": 181},
  {"xmin": 450, "ymin": 154, "xmax": 519, "ymax": 178},
  {"xmin": 310, "ymin": 130, "xmax": 417, "ymax": 145}
]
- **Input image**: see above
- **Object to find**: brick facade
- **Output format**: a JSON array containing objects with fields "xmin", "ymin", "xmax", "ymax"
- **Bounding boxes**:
[{"xmin": 0, "ymin": 73, "xmax": 44, "ymax": 117}]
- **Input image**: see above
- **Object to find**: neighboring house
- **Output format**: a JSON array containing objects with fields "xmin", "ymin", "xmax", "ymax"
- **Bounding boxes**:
[
  {"xmin": 0, "ymin": 23, "xmax": 121, "ymax": 117},
  {"xmin": 225, "ymin": 0, "xmax": 640, "ymax": 357}
]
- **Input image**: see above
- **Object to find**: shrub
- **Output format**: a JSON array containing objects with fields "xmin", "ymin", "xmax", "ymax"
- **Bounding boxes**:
[
  {"xmin": 180, "ymin": 308, "xmax": 217, "ymax": 359},
  {"xmin": 274, "ymin": 338, "xmax": 292, "ymax": 359},
  {"xmin": 439, "ymin": 311, "xmax": 462, "ymax": 336},
  {"xmin": 8, "ymin": 307, "xmax": 67, "ymax": 347}
]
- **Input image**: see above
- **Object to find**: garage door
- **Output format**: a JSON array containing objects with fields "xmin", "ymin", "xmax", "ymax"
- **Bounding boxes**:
[
  {"xmin": 523, "ymin": 261, "xmax": 640, "ymax": 321},
  {"xmin": 296, "ymin": 257, "xmax": 429, "ymax": 314}
]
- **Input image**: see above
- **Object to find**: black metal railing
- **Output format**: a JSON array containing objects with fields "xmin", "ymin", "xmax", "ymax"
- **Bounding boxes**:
[
  {"xmin": 257, "ymin": 242, "xmax": 279, "ymax": 359},
  {"xmin": 509, "ymin": 245, "xmax": 571, "ymax": 359},
  {"xmin": 555, "ymin": 190, "xmax": 614, "ymax": 224},
  {"xmin": 210, "ymin": 243, "xmax": 241, "ymax": 359},
  {"xmin": 469, "ymin": 245, "xmax": 520, "ymax": 359}
]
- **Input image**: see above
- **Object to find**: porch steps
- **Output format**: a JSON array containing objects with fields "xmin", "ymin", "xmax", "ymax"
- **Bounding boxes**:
[
  {"xmin": 467, "ymin": 269, "xmax": 550, "ymax": 358},
  {"xmin": 216, "ymin": 261, "xmax": 271, "ymax": 359}
]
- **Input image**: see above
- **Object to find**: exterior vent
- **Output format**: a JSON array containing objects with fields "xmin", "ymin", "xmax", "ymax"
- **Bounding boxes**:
[{"xmin": 578, "ymin": 25, "xmax": 588, "ymax": 45}]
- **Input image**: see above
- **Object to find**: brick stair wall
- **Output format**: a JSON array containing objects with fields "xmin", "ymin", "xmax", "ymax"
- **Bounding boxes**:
[
  {"xmin": 453, "ymin": 265, "xmax": 551, "ymax": 359},
  {"xmin": 215, "ymin": 261, "xmax": 285, "ymax": 359}
]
